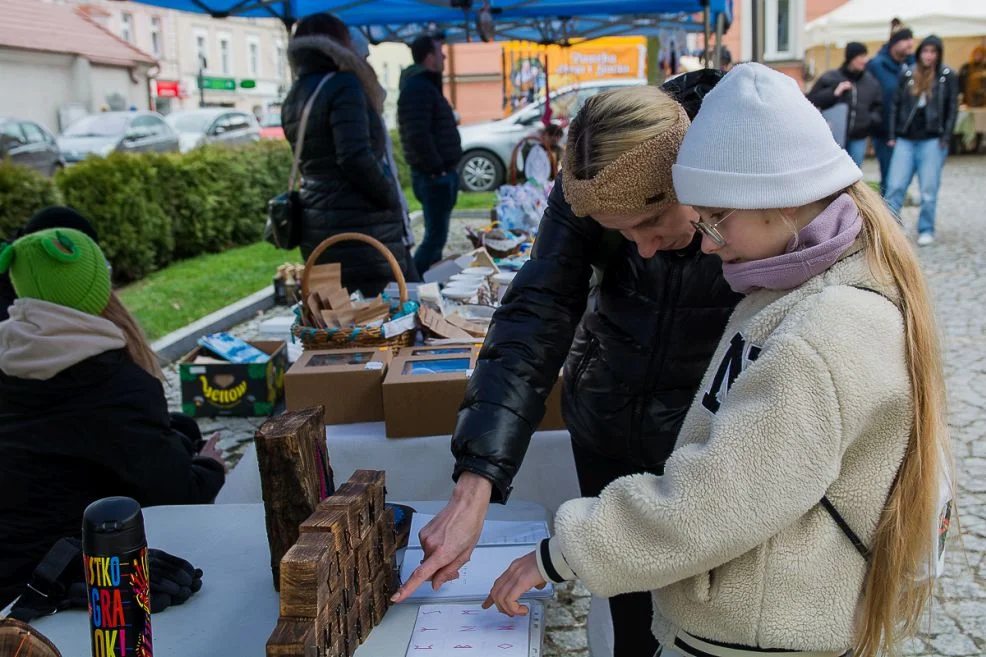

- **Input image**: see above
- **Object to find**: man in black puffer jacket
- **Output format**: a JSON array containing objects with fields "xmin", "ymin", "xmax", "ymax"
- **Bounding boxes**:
[
  {"xmin": 398, "ymin": 35, "xmax": 463, "ymax": 275},
  {"xmin": 807, "ymin": 42, "xmax": 883, "ymax": 166},
  {"xmin": 282, "ymin": 15, "xmax": 414, "ymax": 297},
  {"xmin": 392, "ymin": 70, "xmax": 741, "ymax": 656}
]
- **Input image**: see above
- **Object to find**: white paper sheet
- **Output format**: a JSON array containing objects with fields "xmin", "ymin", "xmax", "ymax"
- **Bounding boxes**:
[
  {"xmin": 398, "ymin": 545, "xmax": 553, "ymax": 603},
  {"xmin": 408, "ymin": 514, "xmax": 549, "ymax": 549},
  {"xmin": 404, "ymin": 603, "xmax": 543, "ymax": 657}
]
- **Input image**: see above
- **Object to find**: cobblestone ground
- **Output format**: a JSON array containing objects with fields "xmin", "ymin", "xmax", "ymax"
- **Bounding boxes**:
[{"xmin": 164, "ymin": 156, "xmax": 986, "ymax": 656}]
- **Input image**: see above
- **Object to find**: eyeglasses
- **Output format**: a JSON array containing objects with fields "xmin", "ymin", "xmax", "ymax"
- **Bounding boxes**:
[{"xmin": 691, "ymin": 209, "xmax": 735, "ymax": 247}]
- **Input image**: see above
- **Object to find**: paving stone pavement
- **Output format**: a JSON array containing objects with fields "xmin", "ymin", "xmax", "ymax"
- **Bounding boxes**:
[{"xmin": 163, "ymin": 156, "xmax": 986, "ymax": 656}]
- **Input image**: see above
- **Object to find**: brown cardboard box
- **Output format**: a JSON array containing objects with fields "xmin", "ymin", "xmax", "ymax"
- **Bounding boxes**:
[
  {"xmin": 382, "ymin": 346, "xmax": 482, "ymax": 438},
  {"xmin": 285, "ymin": 348, "xmax": 391, "ymax": 425}
]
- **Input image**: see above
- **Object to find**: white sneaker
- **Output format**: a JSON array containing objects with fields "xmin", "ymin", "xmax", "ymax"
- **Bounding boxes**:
[{"xmin": 917, "ymin": 233, "xmax": 935, "ymax": 246}]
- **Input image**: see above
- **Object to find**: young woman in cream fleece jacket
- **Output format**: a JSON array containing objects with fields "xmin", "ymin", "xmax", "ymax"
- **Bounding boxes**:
[{"xmin": 485, "ymin": 63, "xmax": 952, "ymax": 657}]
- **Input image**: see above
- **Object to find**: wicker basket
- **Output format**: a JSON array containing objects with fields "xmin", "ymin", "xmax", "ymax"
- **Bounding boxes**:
[{"xmin": 291, "ymin": 232, "xmax": 416, "ymax": 352}]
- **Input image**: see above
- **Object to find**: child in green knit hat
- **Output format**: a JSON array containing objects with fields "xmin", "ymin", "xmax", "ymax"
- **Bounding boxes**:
[{"xmin": 0, "ymin": 228, "xmax": 111, "ymax": 316}]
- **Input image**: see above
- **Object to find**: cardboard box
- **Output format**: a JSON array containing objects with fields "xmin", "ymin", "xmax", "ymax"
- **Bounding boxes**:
[
  {"xmin": 180, "ymin": 341, "xmax": 287, "ymax": 417},
  {"xmin": 285, "ymin": 348, "xmax": 391, "ymax": 425},
  {"xmin": 382, "ymin": 346, "xmax": 482, "ymax": 438}
]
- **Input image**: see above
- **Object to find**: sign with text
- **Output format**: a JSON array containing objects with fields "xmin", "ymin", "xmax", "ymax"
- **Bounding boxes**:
[{"xmin": 198, "ymin": 76, "xmax": 236, "ymax": 91}]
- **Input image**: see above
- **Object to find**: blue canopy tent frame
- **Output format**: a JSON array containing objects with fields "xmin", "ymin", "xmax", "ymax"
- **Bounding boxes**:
[{"xmin": 117, "ymin": 0, "xmax": 731, "ymax": 51}]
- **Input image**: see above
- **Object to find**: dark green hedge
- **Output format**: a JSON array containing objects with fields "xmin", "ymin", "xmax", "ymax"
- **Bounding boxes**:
[
  {"xmin": 1, "ymin": 141, "xmax": 292, "ymax": 282},
  {"xmin": 0, "ymin": 161, "xmax": 62, "ymax": 240}
]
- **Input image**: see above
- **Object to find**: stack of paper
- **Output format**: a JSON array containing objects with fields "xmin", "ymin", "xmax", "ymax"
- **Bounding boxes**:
[{"xmin": 404, "ymin": 603, "xmax": 544, "ymax": 657}]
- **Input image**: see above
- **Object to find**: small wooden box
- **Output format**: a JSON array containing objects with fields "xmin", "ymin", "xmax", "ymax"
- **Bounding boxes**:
[
  {"xmin": 318, "ymin": 484, "xmax": 371, "ymax": 546},
  {"xmin": 301, "ymin": 509, "xmax": 350, "ymax": 556}
]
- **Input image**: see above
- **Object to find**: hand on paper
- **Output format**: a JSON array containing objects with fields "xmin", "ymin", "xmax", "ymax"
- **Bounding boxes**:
[
  {"xmin": 483, "ymin": 551, "xmax": 546, "ymax": 617},
  {"xmin": 391, "ymin": 472, "xmax": 492, "ymax": 602}
]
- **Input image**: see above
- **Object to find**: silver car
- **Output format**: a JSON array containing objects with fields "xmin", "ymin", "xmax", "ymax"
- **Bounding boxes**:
[
  {"xmin": 57, "ymin": 111, "xmax": 179, "ymax": 163},
  {"xmin": 456, "ymin": 79, "xmax": 647, "ymax": 192},
  {"xmin": 166, "ymin": 109, "xmax": 261, "ymax": 154}
]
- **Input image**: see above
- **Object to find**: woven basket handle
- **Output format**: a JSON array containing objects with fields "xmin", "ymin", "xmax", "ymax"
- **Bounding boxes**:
[{"xmin": 301, "ymin": 232, "xmax": 408, "ymax": 305}]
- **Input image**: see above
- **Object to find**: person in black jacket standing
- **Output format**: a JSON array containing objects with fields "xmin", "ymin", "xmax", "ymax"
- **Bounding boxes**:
[
  {"xmin": 392, "ymin": 71, "xmax": 741, "ymax": 657},
  {"xmin": 398, "ymin": 35, "xmax": 463, "ymax": 275},
  {"xmin": 866, "ymin": 29, "xmax": 915, "ymax": 195},
  {"xmin": 886, "ymin": 35, "xmax": 959, "ymax": 246},
  {"xmin": 807, "ymin": 42, "xmax": 882, "ymax": 166},
  {"xmin": 0, "ymin": 228, "xmax": 225, "ymax": 608},
  {"xmin": 282, "ymin": 13, "xmax": 415, "ymax": 297}
]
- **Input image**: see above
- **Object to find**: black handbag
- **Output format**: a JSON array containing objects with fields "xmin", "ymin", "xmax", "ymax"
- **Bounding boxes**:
[{"xmin": 265, "ymin": 73, "xmax": 335, "ymax": 249}]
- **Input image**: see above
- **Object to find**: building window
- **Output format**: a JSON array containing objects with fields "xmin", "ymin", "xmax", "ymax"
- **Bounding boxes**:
[
  {"xmin": 247, "ymin": 37, "xmax": 261, "ymax": 77},
  {"xmin": 275, "ymin": 44, "xmax": 285, "ymax": 80},
  {"xmin": 219, "ymin": 34, "xmax": 232, "ymax": 75},
  {"xmin": 121, "ymin": 13, "xmax": 133, "ymax": 42},
  {"xmin": 150, "ymin": 17, "xmax": 162, "ymax": 57},
  {"xmin": 764, "ymin": 0, "xmax": 800, "ymax": 61}
]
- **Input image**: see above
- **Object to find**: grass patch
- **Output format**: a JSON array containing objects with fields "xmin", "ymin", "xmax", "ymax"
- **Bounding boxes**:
[
  {"xmin": 122, "ymin": 191, "xmax": 497, "ymax": 341},
  {"xmin": 119, "ymin": 242, "xmax": 300, "ymax": 342}
]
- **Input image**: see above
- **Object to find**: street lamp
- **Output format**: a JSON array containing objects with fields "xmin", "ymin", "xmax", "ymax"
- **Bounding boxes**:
[{"xmin": 198, "ymin": 54, "xmax": 208, "ymax": 107}]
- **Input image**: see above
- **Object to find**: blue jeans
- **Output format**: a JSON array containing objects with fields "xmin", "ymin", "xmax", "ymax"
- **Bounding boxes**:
[
  {"xmin": 846, "ymin": 138, "xmax": 868, "ymax": 167},
  {"xmin": 412, "ymin": 170, "xmax": 459, "ymax": 275},
  {"xmin": 872, "ymin": 138, "xmax": 894, "ymax": 196},
  {"xmin": 885, "ymin": 138, "xmax": 948, "ymax": 236}
]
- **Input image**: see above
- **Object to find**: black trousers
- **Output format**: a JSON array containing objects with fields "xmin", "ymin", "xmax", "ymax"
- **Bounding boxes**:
[{"xmin": 571, "ymin": 439, "xmax": 663, "ymax": 657}]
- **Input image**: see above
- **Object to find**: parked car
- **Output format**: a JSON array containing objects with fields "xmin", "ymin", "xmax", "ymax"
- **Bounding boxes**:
[
  {"xmin": 57, "ymin": 111, "xmax": 179, "ymax": 163},
  {"xmin": 0, "ymin": 118, "xmax": 65, "ymax": 176},
  {"xmin": 456, "ymin": 78, "xmax": 647, "ymax": 192},
  {"xmin": 259, "ymin": 110, "xmax": 285, "ymax": 140},
  {"xmin": 166, "ymin": 108, "xmax": 262, "ymax": 153}
]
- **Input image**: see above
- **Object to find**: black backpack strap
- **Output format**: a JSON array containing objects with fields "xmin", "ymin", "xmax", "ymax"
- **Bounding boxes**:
[
  {"xmin": 7, "ymin": 538, "xmax": 85, "ymax": 621},
  {"xmin": 820, "ymin": 496, "xmax": 871, "ymax": 560}
]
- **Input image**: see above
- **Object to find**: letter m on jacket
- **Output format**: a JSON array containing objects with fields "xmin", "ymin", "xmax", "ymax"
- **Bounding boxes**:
[{"xmin": 702, "ymin": 332, "xmax": 762, "ymax": 414}]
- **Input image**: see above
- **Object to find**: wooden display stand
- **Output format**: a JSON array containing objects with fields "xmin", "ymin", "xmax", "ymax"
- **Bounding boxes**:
[{"xmin": 267, "ymin": 470, "xmax": 398, "ymax": 657}]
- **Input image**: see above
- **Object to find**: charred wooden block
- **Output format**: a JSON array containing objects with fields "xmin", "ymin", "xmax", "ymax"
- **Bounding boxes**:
[
  {"xmin": 299, "ymin": 510, "xmax": 348, "ymax": 593},
  {"xmin": 256, "ymin": 407, "xmax": 331, "ymax": 590},
  {"xmin": 266, "ymin": 618, "xmax": 315, "ymax": 657},
  {"xmin": 319, "ymin": 482, "xmax": 372, "ymax": 544},
  {"xmin": 370, "ymin": 571, "xmax": 390, "ymax": 626},
  {"xmin": 353, "ymin": 537, "xmax": 376, "ymax": 587},
  {"xmin": 279, "ymin": 533, "xmax": 334, "ymax": 618},
  {"xmin": 344, "ymin": 604, "xmax": 360, "ymax": 657},
  {"xmin": 356, "ymin": 589, "xmax": 374, "ymax": 644},
  {"xmin": 348, "ymin": 470, "xmax": 386, "ymax": 521},
  {"xmin": 380, "ymin": 508, "xmax": 396, "ymax": 559}
]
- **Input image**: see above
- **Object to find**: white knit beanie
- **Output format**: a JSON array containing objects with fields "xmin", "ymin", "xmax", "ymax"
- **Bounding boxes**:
[{"xmin": 672, "ymin": 63, "xmax": 862, "ymax": 209}]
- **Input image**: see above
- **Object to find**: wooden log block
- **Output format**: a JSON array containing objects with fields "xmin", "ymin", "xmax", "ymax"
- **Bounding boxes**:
[
  {"xmin": 370, "ymin": 571, "xmax": 389, "ymax": 627},
  {"xmin": 279, "ymin": 533, "xmax": 334, "ymax": 618},
  {"xmin": 347, "ymin": 470, "xmax": 386, "ymax": 521},
  {"xmin": 266, "ymin": 618, "xmax": 315, "ymax": 657},
  {"xmin": 256, "ymin": 407, "xmax": 333, "ymax": 590},
  {"xmin": 353, "ymin": 538, "xmax": 375, "ymax": 589},
  {"xmin": 381, "ymin": 508, "xmax": 396, "ymax": 559},
  {"xmin": 298, "ymin": 510, "xmax": 349, "ymax": 595},
  {"xmin": 356, "ymin": 589, "xmax": 374, "ymax": 645},
  {"xmin": 344, "ymin": 604, "xmax": 360, "ymax": 657},
  {"xmin": 319, "ymin": 482, "xmax": 371, "ymax": 545}
]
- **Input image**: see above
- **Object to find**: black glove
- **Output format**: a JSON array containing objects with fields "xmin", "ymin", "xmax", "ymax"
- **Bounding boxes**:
[{"xmin": 11, "ymin": 539, "xmax": 203, "ymax": 620}]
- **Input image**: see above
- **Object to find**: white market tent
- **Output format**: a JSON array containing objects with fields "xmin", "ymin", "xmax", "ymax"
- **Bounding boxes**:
[{"xmin": 805, "ymin": 0, "xmax": 986, "ymax": 48}]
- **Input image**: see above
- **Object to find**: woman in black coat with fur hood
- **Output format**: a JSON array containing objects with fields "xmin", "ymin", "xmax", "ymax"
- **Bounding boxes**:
[{"xmin": 283, "ymin": 13, "xmax": 416, "ymax": 297}]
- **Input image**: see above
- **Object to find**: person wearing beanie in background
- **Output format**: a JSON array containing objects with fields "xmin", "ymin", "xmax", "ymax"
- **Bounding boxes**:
[
  {"xmin": 0, "ymin": 206, "xmax": 100, "ymax": 322},
  {"xmin": 807, "ymin": 42, "xmax": 882, "ymax": 166},
  {"xmin": 486, "ymin": 64, "xmax": 951, "ymax": 657},
  {"xmin": 886, "ymin": 35, "xmax": 959, "ymax": 246},
  {"xmin": 866, "ymin": 27, "xmax": 915, "ymax": 194},
  {"xmin": 0, "ymin": 229, "xmax": 226, "ymax": 608}
]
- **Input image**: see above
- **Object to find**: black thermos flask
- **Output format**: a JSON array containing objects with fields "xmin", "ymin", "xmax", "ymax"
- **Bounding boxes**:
[{"xmin": 82, "ymin": 497, "xmax": 153, "ymax": 657}]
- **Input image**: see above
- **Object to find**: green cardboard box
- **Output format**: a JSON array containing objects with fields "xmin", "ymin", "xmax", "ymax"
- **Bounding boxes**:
[{"xmin": 179, "ymin": 340, "xmax": 287, "ymax": 417}]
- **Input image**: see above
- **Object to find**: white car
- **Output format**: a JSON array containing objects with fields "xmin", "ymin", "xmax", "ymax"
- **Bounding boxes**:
[
  {"xmin": 166, "ymin": 109, "xmax": 261, "ymax": 154},
  {"xmin": 456, "ymin": 79, "xmax": 647, "ymax": 192}
]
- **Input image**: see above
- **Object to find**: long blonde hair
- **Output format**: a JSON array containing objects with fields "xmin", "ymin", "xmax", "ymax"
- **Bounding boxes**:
[
  {"xmin": 846, "ymin": 181, "xmax": 951, "ymax": 657},
  {"xmin": 101, "ymin": 292, "xmax": 163, "ymax": 380},
  {"xmin": 567, "ymin": 85, "xmax": 682, "ymax": 179}
]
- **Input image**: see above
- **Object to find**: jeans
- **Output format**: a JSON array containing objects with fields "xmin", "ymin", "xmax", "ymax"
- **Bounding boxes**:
[
  {"xmin": 885, "ymin": 138, "xmax": 948, "ymax": 236},
  {"xmin": 572, "ymin": 439, "xmax": 662, "ymax": 657},
  {"xmin": 872, "ymin": 138, "xmax": 895, "ymax": 196},
  {"xmin": 845, "ymin": 138, "xmax": 868, "ymax": 167},
  {"xmin": 411, "ymin": 170, "xmax": 459, "ymax": 275}
]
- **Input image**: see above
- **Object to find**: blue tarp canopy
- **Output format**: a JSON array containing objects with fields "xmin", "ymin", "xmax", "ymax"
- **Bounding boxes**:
[{"xmin": 119, "ymin": 0, "xmax": 731, "ymax": 44}]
